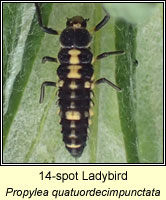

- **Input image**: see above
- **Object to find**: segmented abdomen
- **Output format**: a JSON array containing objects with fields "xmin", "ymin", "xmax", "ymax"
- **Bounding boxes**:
[{"xmin": 57, "ymin": 48, "xmax": 94, "ymax": 157}]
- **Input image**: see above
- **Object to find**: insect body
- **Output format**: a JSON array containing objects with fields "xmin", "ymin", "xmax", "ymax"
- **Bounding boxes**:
[{"xmin": 35, "ymin": 3, "xmax": 124, "ymax": 157}]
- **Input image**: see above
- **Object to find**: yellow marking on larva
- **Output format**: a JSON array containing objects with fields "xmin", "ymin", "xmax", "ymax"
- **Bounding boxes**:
[
  {"xmin": 84, "ymin": 111, "xmax": 89, "ymax": 118},
  {"xmin": 73, "ymin": 23, "xmax": 82, "ymax": 29},
  {"xmin": 90, "ymin": 101, "xmax": 94, "ymax": 107},
  {"xmin": 91, "ymin": 82, "xmax": 94, "ymax": 89},
  {"xmin": 68, "ymin": 130, "xmax": 77, "ymax": 139},
  {"xmin": 58, "ymin": 80, "xmax": 64, "ymax": 87},
  {"xmin": 69, "ymin": 80, "xmax": 78, "ymax": 90},
  {"xmin": 70, "ymin": 102, "xmax": 76, "ymax": 109},
  {"xmin": 68, "ymin": 49, "xmax": 81, "ymax": 64},
  {"xmin": 65, "ymin": 110, "xmax": 81, "ymax": 120},
  {"xmin": 91, "ymin": 74, "xmax": 94, "ymax": 81},
  {"xmin": 91, "ymin": 56, "xmax": 95, "ymax": 64},
  {"xmin": 70, "ymin": 120, "xmax": 76, "ymax": 128},
  {"xmin": 88, "ymin": 119, "xmax": 92, "ymax": 125},
  {"xmin": 66, "ymin": 143, "xmax": 81, "ymax": 149},
  {"xmin": 84, "ymin": 81, "xmax": 91, "ymax": 88},
  {"xmin": 90, "ymin": 92, "xmax": 94, "ymax": 99},
  {"xmin": 89, "ymin": 109, "xmax": 94, "ymax": 117},
  {"xmin": 67, "ymin": 65, "xmax": 82, "ymax": 79},
  {"xmin": 71, "ymin": 91, "xmax": 76, "ymax": 99},
  {"xmin": 84, "ymin": 81, "xmax": 94, "ymax": 89}
]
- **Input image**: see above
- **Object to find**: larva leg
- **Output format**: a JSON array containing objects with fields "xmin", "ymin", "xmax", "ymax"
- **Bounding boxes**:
[
  {"xmin": 95, "ymin": 78, "xmax": 121, "ymax": 91},
  {"xmin": 39, "ymin": 81, "xmax": 56, "ymax": 103}
]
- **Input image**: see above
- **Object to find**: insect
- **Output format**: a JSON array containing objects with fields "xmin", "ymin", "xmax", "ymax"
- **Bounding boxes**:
[{"xmin": 35, "ymin": 3, "xmax": 124, "ymax": 157}]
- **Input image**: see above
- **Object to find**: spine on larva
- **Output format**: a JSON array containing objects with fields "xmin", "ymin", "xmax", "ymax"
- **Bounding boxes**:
[{"xmin": 57, "ymin": 47, "xmax": 94, "ymax": 157}]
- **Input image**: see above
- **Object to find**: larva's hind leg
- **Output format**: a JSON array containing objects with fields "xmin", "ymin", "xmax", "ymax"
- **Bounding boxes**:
[
  {"xmin": 95, "ymin": 78, "xmax": 121, "ymax": 91},
  {"xmin": 39, "ymin": 81, "xmax": 56, "ymax": 103}
]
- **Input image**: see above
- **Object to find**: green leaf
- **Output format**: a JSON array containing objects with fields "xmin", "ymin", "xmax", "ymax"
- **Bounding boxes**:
[{"xmin": 3, "ymin": 3, "xmax": 163, "ymax": 163}]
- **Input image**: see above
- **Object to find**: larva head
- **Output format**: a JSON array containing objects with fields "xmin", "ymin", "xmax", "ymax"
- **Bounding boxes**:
[{"xmin": 66, "ymin": 16, "xmax": 89, "ymax": 28}]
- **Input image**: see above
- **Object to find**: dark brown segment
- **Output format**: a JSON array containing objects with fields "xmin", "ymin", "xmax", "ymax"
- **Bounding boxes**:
[
  {"xmin": 57, "ymin": 64, "xmax": 93, "ymax": 80},
  {"xmin": 58, "ymin": 98, "xmax": 92, "ymax": 111},
  {"xmin": 60, "ymin": 118, "xmax": 89, "ymax": 129},
  {"xmin": 58, "ymin": 48, "xmax": 93, "ymax": 64},
  {"xmin": 57, "ymin": 62, "xmax": 93, "ymax": 156},
  {"xmin": 62, "ymin": 126, "xmax": 88, "ymax": 157},
  {"xmin": 60, "ymin": 28, "xmax": 92, "ymax": 48},
  {"xmin": 66, "ymin": 16, "xmax": 88, "ymax": 28}
]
